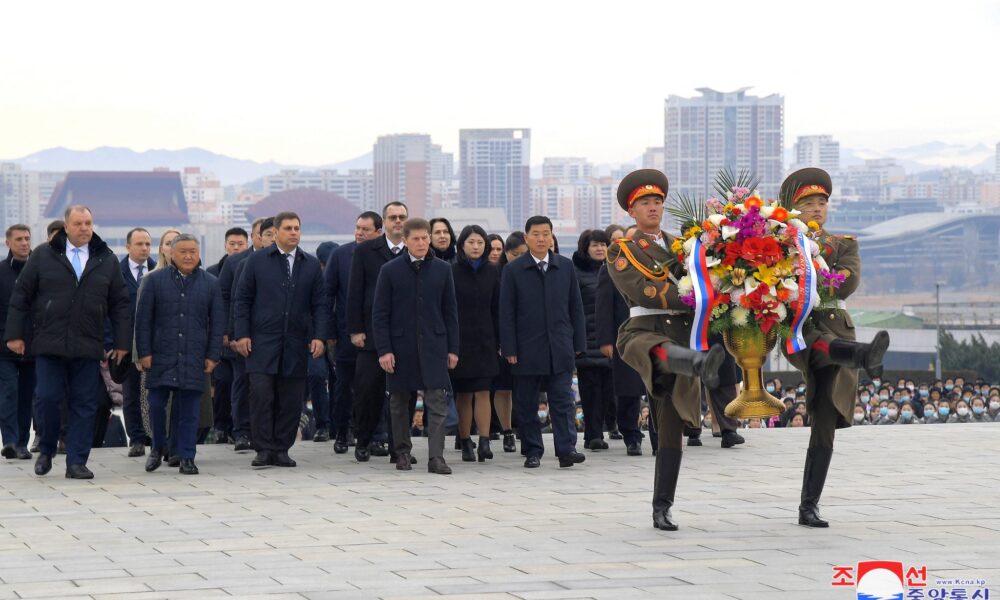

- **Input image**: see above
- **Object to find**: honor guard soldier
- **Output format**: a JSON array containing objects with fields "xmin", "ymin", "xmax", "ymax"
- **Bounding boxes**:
[
  {"xmin": 606, "ymin": 169, "xmax": 725, "ymax": 532},
  {"xmin": 779, "ymin": 167, "xmax": 890, "ymax": 528}
]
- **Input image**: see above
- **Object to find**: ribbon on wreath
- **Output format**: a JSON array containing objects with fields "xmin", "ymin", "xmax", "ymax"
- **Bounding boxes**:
[
  {"xmin": 785, "ymin": 228, "xmax": 819, "ymax": 354},
  {"xmin": 685, "ymin": 237, "xmax": 715, "ymax": 351}
]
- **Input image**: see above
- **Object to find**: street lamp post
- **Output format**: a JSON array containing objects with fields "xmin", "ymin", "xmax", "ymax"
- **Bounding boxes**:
[{"xmin": 935, "ymin": 282, "xmax": 942, "ymax": 380}]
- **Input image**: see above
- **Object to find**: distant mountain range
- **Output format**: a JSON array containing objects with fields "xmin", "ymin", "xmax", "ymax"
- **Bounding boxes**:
[
  {"xmin": 5, "ymin": 140, "xmax": 995, "ymax": 188},
  {"xmin": 5, "ymin": 146, "xmax": 373, "ymax": 186}
]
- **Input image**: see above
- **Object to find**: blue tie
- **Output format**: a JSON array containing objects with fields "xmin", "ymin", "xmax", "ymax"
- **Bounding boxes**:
[{"xmin": 71, "ymin": 248, "xmax": 83, "ymax": 281}]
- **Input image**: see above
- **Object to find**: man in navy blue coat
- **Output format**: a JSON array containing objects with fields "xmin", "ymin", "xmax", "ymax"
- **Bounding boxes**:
[
  {"xmin": 233, "ymin": 212, "xmax": 328, "ymax": 468},
  {"xmin": 218, "ymin": 218, "xmax": 273, "ymax": 452},
  {"xmin": 500, "ymin": 216, "xmax": 587, "ymax": 469},
  {"xmin": 120, "ymin": 227, "xmax": 157, "ymax": 457},
  {"xmin": 323, "ymin": 211, "xmax": 384, "ymax": 453},
  {"xmin": 135, "ymin": 234, "xmax": 224, "ymax": 475},
  {"xmin": 372, "ymin": 218, "xmax": 459, "ymax": 474}
]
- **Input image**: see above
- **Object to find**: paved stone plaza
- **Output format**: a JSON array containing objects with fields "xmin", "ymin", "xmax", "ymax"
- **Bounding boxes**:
[{"xmin": 1, "ymin": 423, "xmax": 998, "ymax": 599}]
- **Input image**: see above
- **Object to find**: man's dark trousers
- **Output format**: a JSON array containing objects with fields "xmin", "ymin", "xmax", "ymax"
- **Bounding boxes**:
[
  {"xmin": 513, "ymin": 371, "xmax": 576, "ymax": 459},
  {"xmin": 0, "ymin": 360, "xmax": 35, "ymax": 448},
  {"xmin": 249, "ymin": 374, "xmax": 306, "ymax": 452},
  {"xmin": 211, "ymin": 359, "xmax": 234, "ymax": 437},
  {"xmin": 332, "ymin": 359, "xmax": 355, "ymax": 437},
  {"xmin": 121, "ymin": 368, "xmax": 149, "ymax": 445},
  {"xmin": 230, "ymin": 357, "xmax": 251, "ymax": 441},
  {"xmin": 35, "ymin": 356, "xmax": 100, "ymax": 465}
]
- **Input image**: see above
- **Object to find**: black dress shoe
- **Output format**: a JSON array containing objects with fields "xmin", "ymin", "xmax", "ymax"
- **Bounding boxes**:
[
  {"xmin": 65, "ymin": 464, "xmax": 94, "ymax": 479},
  {"xmin": 369, "ymin": 441, "xmax": 389, "ymax": 457},
  {"xmin": 395, "ymin": 452, "xmax": 412, "ymax": 471},
  {"xmin": 427, "ymin": 456, "xmax": 452, "ymax": 475},
  {"xmin": 558, "ymin": 452, "xmax": 586, "ymax": 468},
  {"xmin": 251, "ymin": 451, "xmax": 272, "ymax": 467},
  {"xmin": 599, "ymin": 440, "xmax": 609, "ymax": 450},
  {"xmin": 721, "ymin": 430, "xmax": 745, "ymax": 448},
  {"xmin": 56, "ymin": 440, "xmax": 67, "ymax": 455},
  {"xmin": 523, "ymin": 456, "xmax": 541, "ymax": 468},
  {"xmin": 585, "ymin": 439, "xmax": 603, "ymax": 451},
  {"xmin": 34, "ymin": 453, "xmax": 52, "ymax": 476},
  {"xmin": 179, "ymin": 459, "xmax": 199, "ymax": 475},
  {"xmin": 389, "ymin": 454, "xmax": 417, "ymax": 465},
  {"xmin": 626, "ymin": 443, "xmax": 642, "ymax": 456},
  {"xmin": 15, "ymin": 447, "xmax": 32, "ymax": 460},
  {"xmin": 798, "ymin": 507, "xmax": 829, "ymax": 528},
  {"xmin": 333, "ymin": 433, "xmax": 349, "ymax": 454},
  {"xmin": 30, "ymin": 439, "xmax": 40, "ymax": 453},
  {"xmin": 313, "ymin": 429, "xmax": 330, "ymax": 442},
  {"xmin": 145, "ymin": 449, "xmax": 163, "ymax": 472},
  {"xmin": 609, "ymin": 429, "xmax": 623, "ymax": 440},
  {"xmin": 234, "ymin": 436, "xmax": 253, "ymax": 452},
  {"xmin": 477, "ymin": 437, "xmax": 493, "ymax": 462},
  {"xmin": 2, "ymin": 444, "xmax": 15, "ymax": 459},
  {"xmin": 167, "ymin": 455, "xmax": 181, "ymax": 468},
  {"xmin": 687, "ymin": 437, "xmax": 703, "ymax": 447},
  {"xmin": 653, "ymin": 508, "xmax": 679, "ymax": 531},
  {"xmin": 355, "ymin": 445, "xmax": 370, "ymax": 462},
  {"xmin": 502, "ymin": 431, "xmax": 516, "ymax": 453},
  {"xmin": 127, "ymin": 442, "xmax": 145, "ymax": 457},
  {"xmin": 459, "ymin": 438, "xmax": 476, "ymax": 462},
  {"xmin": 273, "ymin": 451, "xmax": 296, "ymax": 467}
]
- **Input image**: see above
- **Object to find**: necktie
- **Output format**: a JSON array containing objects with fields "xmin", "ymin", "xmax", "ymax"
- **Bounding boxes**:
[
  {"xmin": 538, "ymin": 260, "xmax": 547, "ymax": 274},
  {"xmin": 71, "ymin": 248, "xmax": 83, "ymax": 281},
  {"xmin": 282, "ymin": 253, "xmax": 292, "ymax": 279},
  {"xmin": 413, "ymin": 258, "xmax": 422, "ymax": 272},
  {"xmin": 136, "ymin": 264, "xmax": 144, "ymax": 284},
  {"xmin": 392, "ymin": 246, "xmax": 401, "ymax": 255}
]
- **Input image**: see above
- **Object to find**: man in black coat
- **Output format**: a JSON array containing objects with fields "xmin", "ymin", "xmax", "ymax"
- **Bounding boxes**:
[
  {"xmin": 233, "ymin": 212, "xmax": 328, "ymax": 468},
  {"xmin": 0, "ymin": 225, "xmax": 36, "ymax": 460},
  {"xmin": 120, "ymin": 227, "xmax": 157, "ymax": 457},
  {"xmin": 345, "ymin": 201, "xmax": 408, "ymax": 462},
  {"xmin": 324, "ymin": 211, "xmax": 384, "ymax": 453},
  {"xmin": 218, "ymin": 218, "xmax": 273, "ymax": 452},
  {"xmin": 206, "ymin": 226, "xmax": 248, "ymax": 277},
  {"xmin": 373, "ymin": 218, "xmax": 459, "ymax": 474},
  {"xmin": 5, "ymin": 206, "xmax": 131, "ymax": 479},
  {"xmin": 499, "ymin": 216, "xmax": 587, "ymax": 469}
]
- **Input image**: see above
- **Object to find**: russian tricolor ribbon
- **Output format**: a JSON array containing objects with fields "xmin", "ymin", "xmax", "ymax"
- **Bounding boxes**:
[
  {"xmin": 685, "ymin": 238, "xmax": 715, "ymax": 351},
  {"xmin": 785, "ymin": 229, "xmax": 819, "ymax": 354}
]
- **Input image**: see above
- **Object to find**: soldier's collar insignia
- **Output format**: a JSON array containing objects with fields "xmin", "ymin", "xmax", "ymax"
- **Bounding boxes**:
[{"xmin": 637, "ymin": 239, "xmax": 650, "ymax": 250}]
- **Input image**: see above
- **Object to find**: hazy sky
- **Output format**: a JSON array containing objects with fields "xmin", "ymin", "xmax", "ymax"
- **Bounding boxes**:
[{"xmin": 2, "ymin": 0, "xmax": 998, "ymax": 166}]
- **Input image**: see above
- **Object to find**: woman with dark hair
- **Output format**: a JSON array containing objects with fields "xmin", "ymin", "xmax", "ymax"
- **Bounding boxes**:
[
  {"xmin": 451, "ymin": 225, "xmax": 501, "ymax": 461},
  {"xmin": 492, "ymin": 231, "xmax": 527, "ymax": 452},
  {"xmin": 486, "ymin": 234, "xmax": 505, "ymax": 265},
  {"xmin": 604, "ymin": 224, "xmax": 626, "ymax": 242},
  {"xmin": 572, "ymin": 229, "xmax": 614, "ymax": 450},
  {"xmin": 428, "ymin": 218, "xmax": 457, "ymax": 263}
]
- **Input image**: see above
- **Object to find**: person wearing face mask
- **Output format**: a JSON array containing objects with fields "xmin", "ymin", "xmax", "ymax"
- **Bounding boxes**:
[
  {"xmin": 969, "ymin": 397, "xmax": 991, "ymax": 423},
  {"xmin": 858, "ymin": 390, "xmax": 871, "ymax": 406},
  {"xmin": 948, "ymin": 399, "xmax": 975, "ymax": 424},
  {"xmin": 852, "ymin": 404, "xmax": 870, "ymax": 426},
  {"xmin": 894, "ymin": 401, "xmax": 918, "ymax": 425},
  {"xmin": 928, "ymin": 399, "xmax": 951, "ymax": 424},
  {"xmin": 897, "ymin": 389, "xmax": 920, "ymax": 416},
  {"xmin": 875, "ymin": 401, "xmax": 898, "ymax": 425}
]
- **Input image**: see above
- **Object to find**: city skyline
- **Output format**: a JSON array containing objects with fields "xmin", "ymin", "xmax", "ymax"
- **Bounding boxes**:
[{"xmin": 2, "ymin": 1, "xmax": 998, "ymax": 166}]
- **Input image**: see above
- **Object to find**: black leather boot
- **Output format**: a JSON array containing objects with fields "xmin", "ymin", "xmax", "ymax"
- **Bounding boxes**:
[
  {"xmin": 652, "ymin": 448, "xmax": 682, "ymax": 531},
  {"xmin": 828, "ymin": 330, "xmax": 890, "ymax": 380},
  {"xmin": 477, "ymin": 436, "xmax": 493, "ymax": 462},
  {"xmin": 502, "ymin": 430, "xmax": 516, "ymax": 453},
  {"xmin": 460, "ymin": 438, "xmax": 476, "ymax": 462},
  {"xmin": 652, "ymin": 343, "xmax": 726, "ymax": 389},
  {"xmin": 798, "ymin": 447, "xmax": 833, "ymax": 528}
]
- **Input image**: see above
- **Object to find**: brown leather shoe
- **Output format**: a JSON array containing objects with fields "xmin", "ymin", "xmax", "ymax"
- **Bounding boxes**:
[
  {"xmin": 427, "ymin": 456, "xmax": 452, "ymax": 475},
  {"xmin": 396, "ymin": 452, "xmax": 412, "ymax": 471}
]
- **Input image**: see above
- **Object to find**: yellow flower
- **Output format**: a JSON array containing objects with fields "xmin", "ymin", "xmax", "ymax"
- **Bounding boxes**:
[
  {"xmin": 730, "ymin": 268, "xmax": 747, "ymax": 286},
  {"xmin": 753, "ymin": 264, "xmax": 779, "ymax": 286},
  {"xmin": 710, "ymin": 265, "xmax": 728, "ymax": 279},
  {"xmin": 685, "ymin": 225, "xmax": 702, "ymax": 239},
  {"xmin": 773, "ymin": 256, "xmax": 794, "ymax": 277},
  {"xmin": 670, "ymin": 238, "xmax": 684, "ymax": 254},
  {"xmin": 807, "ymin": 220, "xmax": 820, "ymax": 231}
]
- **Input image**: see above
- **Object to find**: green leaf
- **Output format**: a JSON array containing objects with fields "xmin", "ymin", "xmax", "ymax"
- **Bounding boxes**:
[{"xmin": 666, "ymin": 191, "xmax": 707, "ymax": 234}]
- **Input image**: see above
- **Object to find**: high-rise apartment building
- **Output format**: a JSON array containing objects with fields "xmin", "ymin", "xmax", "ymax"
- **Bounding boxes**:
[{"xmin": 459, "ymin": 129, "xmax": 531, "ymax": 229}]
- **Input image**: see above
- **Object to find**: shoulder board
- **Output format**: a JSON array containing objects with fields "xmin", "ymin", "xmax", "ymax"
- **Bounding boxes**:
[{"xmin": 838, "ymin": 235, "xmax": 857, "ymax": 240}]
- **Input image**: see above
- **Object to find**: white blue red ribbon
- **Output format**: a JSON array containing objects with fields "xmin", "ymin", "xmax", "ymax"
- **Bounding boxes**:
[
  {"xmin": 785, "ymin": 229, "xmax": 819, "ymax": 354},
  {"xmin": 685, "ymin": 238, "xmax": 715, "ymax": 351}
]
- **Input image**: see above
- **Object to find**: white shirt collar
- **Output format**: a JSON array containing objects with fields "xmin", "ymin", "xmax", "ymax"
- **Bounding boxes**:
[
  {"xmin": 530, "ymin": 252, "xmax": 550, "ymax": 266},
  {"xmin": 68, "ymin": 241, "xmax": 88, "ymax": 255},
  {"xmin": 387, "ymin": 237, "xmax": 406, "ymax": 253},
  {"xmin": 408, "ymin": 252, "xmax": 427, "ymax": 263},
  {"xmin": 128, "ymin": 258, "xmax": 145, "ymax": 270}
]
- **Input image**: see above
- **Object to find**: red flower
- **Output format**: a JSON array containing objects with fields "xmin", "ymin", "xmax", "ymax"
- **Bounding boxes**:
[
  {"xmin": 738, "ymin": 237, "xmax": 782, "ymax": 267},
  {"xmin": 722, "ymin": 241, "xmax": 743, "ymax": 267}
]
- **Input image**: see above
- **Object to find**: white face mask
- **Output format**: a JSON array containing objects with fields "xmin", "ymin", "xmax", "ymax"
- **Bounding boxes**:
[
  {"xmin": 957, "ymin": 407, "xmax": 969, "ymax": 417},
  {"xmin": 853, "ymin": 413, "xmax": 864, "ymax": 422},
  {"xmin": 887, "ymin": 409, "xmax": 898, "ymax": 419},
  {"xmin": 991, "ymin": 401, "xmax": 1000, "ymax": 411}
]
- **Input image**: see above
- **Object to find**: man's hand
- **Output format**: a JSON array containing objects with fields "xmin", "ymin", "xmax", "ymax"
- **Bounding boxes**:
[
  {"xmin": 327, "ymin": 338, "xmax": 337, "ymax": 348},
  {"xmin": 139, "ymin": 356, "xmax": 152, "ymax": 371},
  {"xmin": 379, "ymin": 352, "xmax": 396, "ymax": 373},
  {"xmin": 222, "ymin": 335, "xmax": 230, "ymax": 347},
  {"xmin": 204, "ymin": 359, "xmax": 218, "ymax": 373},
  {"xmin": 310, "ymin": 339, "xmax": 325, "ymax": 359},
  {"xmin": 234, "ymin": 337, "xmax": 252, "ymax": 357},
  {"xmin": 351, "ymin": 333, "xmax": 366, "ymax": 348},
  {"xmin": 6, "ymin": 340, "xmax": 24, "ymax": 356},
  {"xmin": 600, "ymin": 344, "xmax": 614, "ymax": 359},
  {"xmin": 448, "ymin": 353, "xmax": 459, "ymax": 369},
  {"xmin": 113, "ymin": 349, "xmax": 129, "ymax": 364},
  {"xmin": 506, "ymin": 355, "xmax": 518, "ymax": 365}
]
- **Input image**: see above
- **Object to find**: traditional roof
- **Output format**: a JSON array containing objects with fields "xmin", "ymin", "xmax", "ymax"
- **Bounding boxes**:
[
  {"xmin": 245, "ymin": 188, "xmax": 362, "ymax": 234},
  {"xmin": 45, "ymin": 171, "xmax": 188, "ymax": 225}
]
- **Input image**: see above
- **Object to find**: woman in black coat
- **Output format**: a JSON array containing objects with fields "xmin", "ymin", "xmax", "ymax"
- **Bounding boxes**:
[
  {"xmin": 451, "ymin": 225, "xmax": 500, "ymax": 462},
  {"xmin": 429, "ymin": 218, "xmax": 457, "ymax": 263},
  {"xmin": 491, "ymin": 231, "xmax": 527, "ymax": 452},
  {"xmin": 572, "ymin": 229, "xmax": 614, "ymax": 451}
]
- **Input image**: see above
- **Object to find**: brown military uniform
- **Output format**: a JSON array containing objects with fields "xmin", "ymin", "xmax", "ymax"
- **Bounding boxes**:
[{"xmin": 606, "ymin": 234, "xmax": 702, "ymax": 432}]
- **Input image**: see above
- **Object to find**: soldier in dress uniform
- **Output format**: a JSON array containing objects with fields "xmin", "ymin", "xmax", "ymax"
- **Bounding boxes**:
[
  {"xmin": 779, "ymin": 167, "xmax": 890, "ymax": 528},
  {"xmin": 606, "ymin": 169, "xmax": 725, "ymax": 532}
]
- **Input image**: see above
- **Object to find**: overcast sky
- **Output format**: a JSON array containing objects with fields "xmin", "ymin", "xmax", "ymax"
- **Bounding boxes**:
[{"xmin": 2, "ymin": 0, "xmax": 998, "ymax": 166}]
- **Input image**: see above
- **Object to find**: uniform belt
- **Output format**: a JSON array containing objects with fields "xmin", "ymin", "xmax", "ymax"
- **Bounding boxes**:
[
  {"xmin": 629, "ymin": 306, "xmax": 687, "ymax": 318},
  {"xmin": 816, "ymin": 299, "xmax": 847, "ymax": 310}
]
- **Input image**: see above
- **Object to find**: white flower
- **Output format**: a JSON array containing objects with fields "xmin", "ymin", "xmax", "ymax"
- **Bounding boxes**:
[
  {"xmin": 788, "ymin": 218, "xmax": 809, "ymax": 233},
  {"xmin": 710, "ymin": 274, "xmax": 722, "ymax": 288},
  {"xmin": 767, "ymin": 219, "xmax": 783, "ymax": 230},
  {"xmin": 706, "ymin": 257, "xmax": 721, "ymax": 268},
  {"xmin": 806, "ymin": 238, "xmax": 821, "ymax": 257},
  {"xmin": 734, "ymin": 203, "xmax": 746, "ymax": 213},
  {"xmin": 759, "ymin": 206, "xmax": 775, "ymax": 219},
  {"xmin": 780, "ymin": 278, "xmax": 799, "ymax": 301},
  {"xmin": 745, "ymin": 279, "xmax": 760, "ymax": 294},
  {"xmin": 707, "ymin": 214, "xmax": 725, "ymax": 227},
  {"xmin": 814, "ymin": 255, "xmax": 829, "ymax": 271},
  {"xmin": 730, "ymin": 288, "xmax": 744, "ymax": 305},
  {"xmin": 683, "ymin": 236, "xmax": 697, "ymax": 255},
  {"xmin": 751, "ymin": 189, "xmax": 761, "ymax": 199},
  {"xmin": 731, "ymin": 306, "xmax": 750, "ymax": 326},
  {"xmin": 726, "ymin": 191, "xmax": 734, "ymax": 200},
  {"xmin": 677, "ymin": 276, "xmax": 693, "ymax": 296},
  {"xmin": 789, "ymin": 208, "xmax": 802, "ymax": 217},
  {"xmin": 722, "ymin": 225, "xmax": 740, "ymax": 240},
  {"xmin": 775, "ymin": 303, "xmax": 788, "ymax": 320}
]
